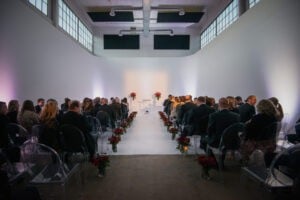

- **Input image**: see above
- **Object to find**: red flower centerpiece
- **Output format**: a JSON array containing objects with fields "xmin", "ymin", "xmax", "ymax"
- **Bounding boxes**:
[
  {"xmin": 108, "ymin": 135, "xmax": 121, "ymax": 152},
  {"xmin": 113, "ymin": 127, "xmax": 124, "ymax": 136},
  {"xmin": 176, "ymin": 136, "xmax": 190, "ymax": 153},
  {"xmin": 154, "ymin": 92, "xmax": 161, "ymax": 100},
  {"xmin": 198, "ymin": 155, "xmax": 218, "ymax": 180},
  {"xmin": 168, "ymin": 127, "xmax": 178, "ymax": 140},
  {"xmin": 90, "ymin": 154, "xmax": 110, "ymax": 177},
  {"xmin": 130, "ymin": 92, "xmax": 136, "ymax": 100}
]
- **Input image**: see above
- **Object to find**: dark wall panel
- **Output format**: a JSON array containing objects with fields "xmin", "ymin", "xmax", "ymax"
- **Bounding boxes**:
[
  {"xmin": 154, "ymin": 35, "xmax": 190, "ymax": 50},
  {"xmin": 88, "ymin": 12, "xmax": 134, "ymax": 22},
  {"xmin": 104, "ymin": 35, "xmax": 140, "ymax": 49},
  {"xmin": 157, "ymin": 12, "xmax": 204, "ymax": 23}
]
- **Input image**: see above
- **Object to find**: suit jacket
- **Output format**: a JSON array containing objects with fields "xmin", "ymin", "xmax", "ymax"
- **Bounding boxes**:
[
  {"xmin": 207, "ymin": 109, "xmax": 240, "ymax": 147},
  {"xmin": 189, "ymin": 104, "xmax": 215, "ymax": 135},
  {"xmin": 178, "ymin": 102, "xmax": 197, "ymax": 124},
  {"xmin": 61, "ymin": 111, "xmax": 91, "ymax": 134},
  {"xmin": 239, "ymin": 103, "xmax": 255, "ymax": 123}
]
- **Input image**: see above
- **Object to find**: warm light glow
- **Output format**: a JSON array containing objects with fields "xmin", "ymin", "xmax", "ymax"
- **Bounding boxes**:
[{"xmin": 124, "ymin": 69, "xmax": 168, "ymax": 102}]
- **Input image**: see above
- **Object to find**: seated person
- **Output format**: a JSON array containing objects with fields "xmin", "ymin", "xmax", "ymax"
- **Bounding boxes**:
[
  {"xmin": 241, "ymin": 99, "xmax": 278, "ymax": 161},
  {"xmin": 200, "ymin": 97, "xmax": 240, "ymax": 151},
  {"xmin": 61, "ymin": 100, "xmax": 95, "ymax": 158},
  {"xmin": 39, "ymin": 100, "xmax": 60, "ymax": 151}
]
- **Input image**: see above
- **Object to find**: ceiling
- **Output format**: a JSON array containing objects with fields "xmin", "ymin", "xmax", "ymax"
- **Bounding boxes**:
[{"xmin": 68, "ymin": 0, "xmax": 232, "ymax": 36}]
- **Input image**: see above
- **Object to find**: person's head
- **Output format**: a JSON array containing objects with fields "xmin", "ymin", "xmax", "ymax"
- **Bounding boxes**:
[
  {"xmin": 218, "ymin": 97, "xmax": 229, "ymax": 110},
  {"xmin": 69, "ymin": 100, "xmax": 81, "ymax": 113},
  {"xmin": 115, "ymin": 97, "xmax": 120, "ymax": 103},
  {"xmin": 206, "ymin": 97, "xmax": 215, "ymax": 107},
  {"xmin": 122, "ymin": 98, "xmax": 128, "ymax": 103},
  {"xmin": 93, "ymin": 97, "xmax": 101, "ymax": 105},
  {"xmin": 0, "ymin": 101, "xmax": 8, "ymax": 115},
  {"xmin": 82, "ymin": 97, "xmax": 93, "ymax": 112},
  {"xmin": 235, "ymin": 96, "xmax": 243, "ymax": 104},
  {"xmin": 256, "ymin": 99, "xmax": 277, "ymax": 117},
  {"xmin": 21, "ymin": 100, "xmax": 35, "ymax": 113},
  {"xmin": 40, "ymin": 100, "xmax": 58, "ymax": 121},
  {"xmin": 168, "ymin": 94, "xmax": 173, "ymax": 100},
  {"xmin": 246, "ymin": 95, "xmax": 257, "ymax": 106},
  {"xmin": 226, "ymin": 96, "xmax": 236, "ymax": 109},
  {"xmin": 8, "ymin": 100, "xmax": 19, "ymax": 112},
  {"xmin": 269, "ymin": 97, "xmax": 279, "ymax": 106},
  {"xmin": 197, "ymin": 96, "xmax": 206, "ymax": 105},
  {"xmin": 37, "ymin": 98, "xmax": 45, "ymax": 106},
  {"xmin": 185, "ymin": 95, "xmax": 192, "ymax": 102}
]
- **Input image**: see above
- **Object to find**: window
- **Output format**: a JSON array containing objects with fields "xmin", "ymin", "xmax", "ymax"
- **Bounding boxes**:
[
  {"xmin": 58, "ymin": 0, "xmax": 78, "ymax": 40},
  {"xmin": 58, "ymin": 0, "xmax": 93, "ymax": 52},
  {"xmin": 249, "ymin": 0, "xmax": 260, "ymax": 8},
  {"xmin": 29, "ymin": 0, "xmax": 48, "ymax": 15},
  {"xmin": 200, "ymin": 0, "xmax": 239, "ymax": 48},
  {"xmin": 200, "ymin": 21, "xmax": 216, "ymax": 48},
  {"xmin": 79, "ymin": 21, "xmax": 93, "ymax": 51},
  {"xmin": 216, "ymin": 0, "xmax": 239, "ymax": 35}
]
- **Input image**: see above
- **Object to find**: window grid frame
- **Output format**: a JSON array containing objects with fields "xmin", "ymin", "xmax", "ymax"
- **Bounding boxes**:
[
  {"xmin": 201, "ymin": 0, "xmax": 239, "ymax": 48},
  {"xmin": 249, "ymin": 0, "xmax": 260, "ymax": 8},
  {"xmin": 28, "ymin": 0, "xmax": 48, "ymax": 16}
]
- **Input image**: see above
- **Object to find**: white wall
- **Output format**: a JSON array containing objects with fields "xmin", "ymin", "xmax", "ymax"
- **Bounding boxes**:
[{"xmin": 0, "ymin": 0, "xmax": 300, "ymax": 128}]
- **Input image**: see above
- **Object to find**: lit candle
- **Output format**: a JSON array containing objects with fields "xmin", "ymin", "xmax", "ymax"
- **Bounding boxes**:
[{"xmin": 183, "ymin": 146, "xmax": 188, "ymax": 152}]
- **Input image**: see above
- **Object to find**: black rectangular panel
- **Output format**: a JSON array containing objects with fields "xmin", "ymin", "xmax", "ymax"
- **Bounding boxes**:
[
  {"xmin": 88, "ymin": 12, "xmax": 134, "ymax": 22},
  {"xmin": 104, "ymin": 35, "xmax": 140, "ymax": 49},
  {"xmin": 154, "ymin": 35, "xmax": 190, "ymax": 50},
  {"xmin": 157, "ymin": 12, "xmax": 204, "ymax": 23}
]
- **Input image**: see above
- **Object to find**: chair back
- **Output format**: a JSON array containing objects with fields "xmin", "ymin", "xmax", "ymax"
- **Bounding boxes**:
[
  {"xmin": 8, "ymin": 123, "xmax": 28, "ymax": 145},
  {"xmin": 59, "ymin": 124, "xmax": 87, "ymax": 153},
  {"xmin": 31, "ymin": 124, "xmax": 44, "ymax": 140},
  {"xmin": 219, "ymin": 122, "xmax": 245, "ymax": 151},
  {"xmin": 295, "ymin": 122, "xmax": 300, "ymax": 137},
  {"xmin": 269, "ymin": 143, "xmax": 300, "ymax": 186}
]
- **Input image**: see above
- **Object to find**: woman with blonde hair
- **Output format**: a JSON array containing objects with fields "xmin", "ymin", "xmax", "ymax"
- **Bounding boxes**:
[
  {"xmin": 241, "ymin": 99, "xmax": 278, "ymax": 161},
  {"xmin": 39, "ymin": 100, "xmax": 60, "ymax": 150}
]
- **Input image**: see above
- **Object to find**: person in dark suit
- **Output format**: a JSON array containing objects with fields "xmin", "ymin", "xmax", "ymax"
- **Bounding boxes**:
[
  {"xmin": 188, "ymin": 96, "xmax": 215, "ymax": 136},
  {"xmin": 34, "ymin": 98, "xmax": 45, "ymax": 114},
  {"xmin": 61, "ymin": 100, "xmax": 95, "ymax": 157},
  {"xmin": 163, "ymin": 94, "xmax": 173, "ymax": 118},
  {"xmin": 178, "ymin": 95, "xmax": 197, "ymax": 125},
  {"xmin": 238, "ymin": 95, "xmax": 256, "ymax": 123},
  {"xmin": 97, "ymin": 98, "xmax": 116, "ymax": 128},
  {"xmin": 204, "ymin": 98, "xmax": 240, "ymax": 149}
]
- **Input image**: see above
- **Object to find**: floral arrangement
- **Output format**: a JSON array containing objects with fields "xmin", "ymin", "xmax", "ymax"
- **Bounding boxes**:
[
  {"xmin": 113, "ymin": 127, "xmax": 124, "ymax": 136},
  {"xmin": 198, "ymin": 155, "xmax": 218, "ymax": 180},
  {"xmin": 90, "ymin": 154, "xmax": 110, "ymax": 177},
  {"xmin": 168, "ymin": 127, "xmax": 178, "ymax": 140},
  {"xmin": 119, "ymin": 121, "xmax": 128, "ymax": 132},
  {"xmin": 108, "ymin": 135, "xmax": 121, "ymax": 152},
  {"xmin": 176, "ymin": 136, "xmax": 190, "ymax": 153},
  {"xmin": 164, "ymin": 120, "xmax": 173, "ymax": 127},
  {"xmin": 154, "ymin": 92, "xmax": 161, "ymax": 100},
  {"xmin": 130, "ymin": 92, "xmax": 136, "ymax": 100}
]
